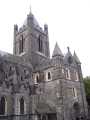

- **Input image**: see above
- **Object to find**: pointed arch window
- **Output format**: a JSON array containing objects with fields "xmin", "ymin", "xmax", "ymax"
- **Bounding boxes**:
[
  {"xmin": 20, "ymin": 97, "xmax": 24, "ymax": 114},
  {"xmin": 75, "ymin": 71, "xmax": 79, "ymax": 81},
  {"xmin": 38, "ymin": 35, "xmax": 43, "ymax": 52},
  {"xmin": 45, "ymin": 71, "xmax": 52, "ymax": 81},
  {"xmin": 0, "ymin": 97, "xmax": 6, "ymax": 115},
  {"xmin": 36, "ymin": 75, "xmax": 39, "ymax": 83},
  {"xmin": 19, "ymin": 35, "xmax": 25, "ymax": 54},
  {"xmin": 66, "ymin": 68, "xmax": 71, "ymax": 80},
  {"xmin": 34, "ymin": 73, "xmax": 40, "ymax": 84},
  {"xmin": 48, "ymin": 72, "xmax": 51, "ymax": 80},
  {"xmin": 72, "ymin": 88, "xmax": 77, "ymax": 98}
]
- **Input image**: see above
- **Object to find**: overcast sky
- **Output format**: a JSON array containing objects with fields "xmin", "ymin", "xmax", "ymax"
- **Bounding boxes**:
[{"xmin": 0, "ymin": 0, "xmax": 90, "ymax": 77}]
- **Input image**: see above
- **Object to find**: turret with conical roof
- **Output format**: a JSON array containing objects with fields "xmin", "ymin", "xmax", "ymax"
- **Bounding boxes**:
[
  {"xmin": 52, "ymin": 42, "xmax": 63, "ymax": 65},
  {"xmin": 52, "ymin": 42, "xmax": 63, "ymax": 57}
]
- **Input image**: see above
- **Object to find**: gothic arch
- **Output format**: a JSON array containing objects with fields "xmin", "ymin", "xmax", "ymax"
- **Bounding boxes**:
[
  {"xmin": 73, "ymin": 102, "xmax": 81, "ymax": 120},
  {"xmin": 38, "ymin": 35, "xmax": 43, "ymax": 52},
  {"xmin": 19, "ymin": 35, "xmax": 25, "ymax": 54},
  {"xmin": 73, "ymin": 102, "xmax": 80, "ymax": 111},
  {"xmin": 19, "ymin": 97, "xmax": 26, "ymax": 114},
  {"xmin": 0, "ymin": 96, "xmax": 7, "ymax": 115},
  {"xmin": 20, "ymin": 97, "xmax": 24, "ymax": 114}
]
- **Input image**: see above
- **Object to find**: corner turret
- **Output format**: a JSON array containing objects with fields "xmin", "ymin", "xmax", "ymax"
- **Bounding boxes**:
[
  {"xmin": 52, "ymin": 42, "xmax": 63, "ymax": 57},
  {"xmin": 52, "ymin": 42, "xmax": 63, "ymax": 65}
]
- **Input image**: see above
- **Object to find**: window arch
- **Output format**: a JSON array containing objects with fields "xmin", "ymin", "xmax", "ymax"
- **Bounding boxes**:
[
  {"xmin": 72, "ymin": 88, "xmax": 77, "ymax": 98},
  {"xmin": 45, "ymin": 71, "xmax": 52, "ymax": 81},
  {"xmin": 66, "ymin": 68, "xmax": 71, "ymax": 79},
  {"xmin": 48, "ymin": 72, "xmax": 51, "ymax": 80},
  {"xmin": 75, "ymin": 71, "xmax": 79, "ymax": 81},
  {"xmin": 38, "ymin": 35, "xmax": 43, "ymax": 52},
  {"xmin": 19, "ymin": 35, "xmax": 25, "ymax": 54},
  {"xmin": 73, "ymin": 102, "xmax": 80, "ymax": 119},
  {"xmin": 36, "ymin": 75, "xmax": 39, "ymax": 83},
  {"xmin": 34, "ymin": 73, "xmax": 40, "ymax": 84},
  {"xmin": 0, "ymin": 97, "xmax": 6, "ymax": 115},
  {"xmin": 20, "ymin": 97, "xmax": 24, "ymax": 114}
]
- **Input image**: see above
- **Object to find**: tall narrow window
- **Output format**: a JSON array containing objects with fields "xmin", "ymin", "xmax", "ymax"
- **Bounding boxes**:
[
  {"xmin": 75, "ymin": 71, "xmax": 79, "ymax": 81},
  {"xmin": 19, "ymin": 40, "xmax": 21, "ymax": 54},
  {"xmin": 20, "ymin": 97, "xmax": 24, "ymax": 114},
  {"xmin": 36, "ymin": 75, "xmax": 39, "ymax": 83},
  {"xmin": 38, "ymin": 35, "xmax": 42, "ymax": 52},
  {"xmin": 46, "ymin": 71, "xmax": 52, "ymax": 81},
  {"xmin": 72, "ymin": 88, "xmax": 77, "ymax": 98},
  {"xmin": 48, "ymin": 72, "xmax": 51, "ymax": 79},
  {"xmin": 66, "ymin": 68, "xmax": 70, "ymax": 79},
  {"xmin": 0, "ymin": 97, "xmax": 6, "ymax": 115},
  {"xmin": 19, "ymin": 35, "xmax": 25, "ymax": 54}
]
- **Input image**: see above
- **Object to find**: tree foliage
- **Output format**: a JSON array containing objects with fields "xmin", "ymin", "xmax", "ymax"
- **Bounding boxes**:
[{"xmin": 83, "ymin": 76, "xmax": 90, "ymax": 97}]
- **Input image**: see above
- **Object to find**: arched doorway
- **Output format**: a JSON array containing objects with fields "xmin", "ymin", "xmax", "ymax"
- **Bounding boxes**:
[
  {"xmin": 73, "ymin": 102, "xmax": 80, "ymax": 120},
  {"xmin": 0, "ymin": 97, "xmax": 6, "ymax": 115},
  {"xmin": 20, "ymin": 97, "xmax": 24, "ymax": 114}
]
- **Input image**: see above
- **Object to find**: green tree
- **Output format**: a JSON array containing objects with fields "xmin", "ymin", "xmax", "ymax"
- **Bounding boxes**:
[{"xmin": 83, "ymin": 76, "xmax": 90, "ymax": 97}]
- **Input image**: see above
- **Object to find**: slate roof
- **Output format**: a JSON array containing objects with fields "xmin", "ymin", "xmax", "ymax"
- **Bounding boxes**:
[
  {"xmin": 52, "ymin": 43, "xmax": 63, "ymax": 57},
  {"xmin": 64, "ymin": 47, "xmax": 74, "ymax": 65},
  {"xmin": 73, "ymin": 51, "xmax": 81, "ymax": 64},
  {"xmin": 64, "ymin": 47, "xmax": 72, "ymax": 59},
  {"xmin": 24, "ymin": 12, "xmax": 39, "ymax": 27}
]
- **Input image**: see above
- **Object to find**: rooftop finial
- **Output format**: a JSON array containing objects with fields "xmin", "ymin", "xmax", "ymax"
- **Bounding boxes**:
[
  {"xmin": 30, "ymin": 0, "xmax": 32, "ymax": 13},
  {"xmin": 30, "ymin": 5, "xmax": 32, "ymax": 13},
  {"xmin": 67, "ymin": 46, "xmax": 70, "ymax": 52}
]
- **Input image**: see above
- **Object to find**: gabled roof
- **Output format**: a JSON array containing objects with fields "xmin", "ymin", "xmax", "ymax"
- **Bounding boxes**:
[
  {"xmin": 52, "ymin": 43, "xmax": 63, "ymax": 57},
  {"xmin": 73, "ymin": 51, "xmax": 81, "ymax": 64}
]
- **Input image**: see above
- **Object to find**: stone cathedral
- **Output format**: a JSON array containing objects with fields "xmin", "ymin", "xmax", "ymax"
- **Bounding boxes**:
[{"xmin": 0, "ymin": 10, "xmax": 88, "ymax": 120}]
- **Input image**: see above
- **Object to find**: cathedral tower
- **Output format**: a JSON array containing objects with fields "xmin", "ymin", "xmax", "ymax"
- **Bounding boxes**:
[
  {"xmin": 13, "ymin": 12, "xmax": 50, "ymax": 59},
  {"xmin": 0, "ymin": 6, "xmax": 87, "ymax": 120}
]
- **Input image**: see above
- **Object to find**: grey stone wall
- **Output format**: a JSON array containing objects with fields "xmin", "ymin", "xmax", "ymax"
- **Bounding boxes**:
[{"xmin": 0, "ymin": 11, "xmax": 88, "ymax": 120}]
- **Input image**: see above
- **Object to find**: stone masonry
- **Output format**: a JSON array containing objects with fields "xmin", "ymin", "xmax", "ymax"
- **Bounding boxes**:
[{"xmin": 0, "ymin": 10, "xmax": 88, "ymax": 120}]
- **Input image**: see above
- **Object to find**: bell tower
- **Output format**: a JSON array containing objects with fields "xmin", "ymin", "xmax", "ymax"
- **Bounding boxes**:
[{"xmin": 13, "ymin": 12, "xmax": 50, "ymax": 59}]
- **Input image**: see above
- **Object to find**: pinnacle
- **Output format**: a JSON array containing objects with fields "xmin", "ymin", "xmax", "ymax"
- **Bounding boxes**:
[
  {"xmin": 52, "ymin": 42, "xmax": 63, "ymax": 57},
  {"xmin": 73, "ymin": 51, "xmax": 81, "ymax": 64}
]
